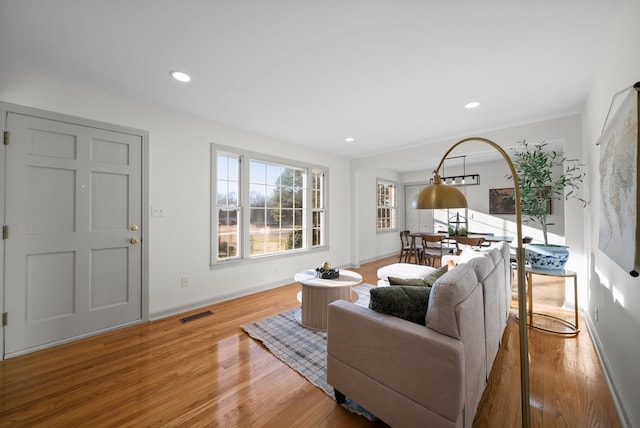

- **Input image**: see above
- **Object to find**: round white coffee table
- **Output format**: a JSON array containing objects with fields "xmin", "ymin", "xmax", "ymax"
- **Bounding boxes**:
[{"xmin": 293, "ymin": 269, "xmax": 362, "ymax": 331}]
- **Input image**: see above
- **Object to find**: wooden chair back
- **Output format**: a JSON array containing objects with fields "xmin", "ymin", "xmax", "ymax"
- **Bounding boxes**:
[
  {"xmin": 420, "ymin": 234, "xmax": 452, "ymax": 266},
  {"xmin": 456, "ymin": 236, "xmax": 486, "ymax": 247},
  {"xmin": 398, "ymin": 230, "xmax": 412, "ymax": 262},
  {"xmin": 399, "ymin": 230, "xmax": 411, "ymax": 247}
]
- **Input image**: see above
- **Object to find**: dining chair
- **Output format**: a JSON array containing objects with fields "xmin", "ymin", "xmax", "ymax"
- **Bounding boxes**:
[
  {"xmin": 420, "ymin": 234, "xmax": 455, "ymax": 267},
  {"xmin": 398, "ymin": 230, "xmax": 412, "ymax": 262},
  {"xmin": 455, "ymin": 236, "xmax": 486, "ymax": 253}
]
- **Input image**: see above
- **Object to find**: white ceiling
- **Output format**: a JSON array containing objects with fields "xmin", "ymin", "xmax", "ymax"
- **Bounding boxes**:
[{"xmin": 0, "ymin": 0, "xmax": 620, "ymax": 159}]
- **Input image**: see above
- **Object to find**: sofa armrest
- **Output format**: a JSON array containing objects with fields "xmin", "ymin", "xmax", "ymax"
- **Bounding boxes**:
[{"xmin": 327, "ymin": 300, "xmax": 465, "ymax": 422}]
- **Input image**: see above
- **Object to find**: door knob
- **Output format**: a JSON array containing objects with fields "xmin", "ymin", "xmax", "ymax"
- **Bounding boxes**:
[
  {"xmin": 130, "ymin": 238, "xmax": 139, "ymax": 244},
  {"xmin": 130, "ymin": 224, "xmax": 139, "ymax": 231}
]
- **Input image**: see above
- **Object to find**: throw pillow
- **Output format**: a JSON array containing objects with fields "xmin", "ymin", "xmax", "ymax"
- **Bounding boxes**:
[
  {"xmin": 387, "ymin": 276, "xmax": 427, "ymax": 286},
  {"xmin": 369, "ymin": 286, "xmax": 431, "ymax": 325},
  {"xmin": 423, "ymin": 265, "xmax": 449, "ymax": 286}
]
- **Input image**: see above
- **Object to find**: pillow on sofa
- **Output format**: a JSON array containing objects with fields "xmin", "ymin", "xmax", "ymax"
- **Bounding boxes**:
[
  {"xmin": 388, "ymin": 265, "xmax": 448, "ymax": 287},
  {"xmin": 423, "ymin": 265, "xmax": 449, "ymax": 286},
  {"xmin": 387, "ymin": 277, "xmax": 427, "ymax": 286},
  {"xmin": 369, "ymin": 286, "xmax": 431, "ymax": 325}
]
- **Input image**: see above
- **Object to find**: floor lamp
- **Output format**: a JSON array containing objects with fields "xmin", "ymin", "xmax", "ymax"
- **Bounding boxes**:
[{"xmin": 414, "ymin": 137, "xmax": 531, "ymax": 428}]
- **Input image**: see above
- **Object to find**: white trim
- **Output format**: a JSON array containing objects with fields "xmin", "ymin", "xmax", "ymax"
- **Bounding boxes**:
[
  {"xmin": 3, "ymin": 320, "xmax": 142, "ymax": 359},
  {"xmin": 584, "ymin": 313, "xmax": 634, "ymax": 427},
  {"xmin": 149, "ymin": 279, "xmax": 292, "ymax": 321}
]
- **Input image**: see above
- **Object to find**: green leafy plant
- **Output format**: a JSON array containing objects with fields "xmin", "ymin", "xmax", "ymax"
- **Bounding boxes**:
[
  {"xmin": 507, "ymin": 141, "xmax": 587, "ymax": 246},
  {"xmin": 448, "ymin": 226, "xmax": 468, "ymax": 236}
]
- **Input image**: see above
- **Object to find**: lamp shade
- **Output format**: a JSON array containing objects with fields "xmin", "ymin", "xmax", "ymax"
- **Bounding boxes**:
[{"xmin": 414, "ymin": 174, "xmax": 468, "ymax": 209}]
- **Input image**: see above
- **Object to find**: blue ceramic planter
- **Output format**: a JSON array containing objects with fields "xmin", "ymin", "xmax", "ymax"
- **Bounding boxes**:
[{"xmin": 524, "ymin": 244, "xmax": 569, "ymax": 271}]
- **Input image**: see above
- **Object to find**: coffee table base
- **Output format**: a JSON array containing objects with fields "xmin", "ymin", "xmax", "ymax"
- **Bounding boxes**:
[{"xmin": 294, "ymin": 289, "xmax": 358, "ymax": 331}]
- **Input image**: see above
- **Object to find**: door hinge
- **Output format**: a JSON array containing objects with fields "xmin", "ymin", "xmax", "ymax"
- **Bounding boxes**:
[
  {"xmin": 3, "ymin": 131, "xmax": 8, "ymax": 145},
  {"xmin": 2, "ymin": 225, "xmax": 7, "ymax": 240},
  {"xmin": 2, "ymin": 312, "xmax": 6, "ymax": 327}
]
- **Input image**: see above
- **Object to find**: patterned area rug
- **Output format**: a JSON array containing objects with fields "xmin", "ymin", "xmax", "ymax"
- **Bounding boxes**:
[{"xmin": 242, "ymin": 283, "xmax": 376, "ymax": 420}]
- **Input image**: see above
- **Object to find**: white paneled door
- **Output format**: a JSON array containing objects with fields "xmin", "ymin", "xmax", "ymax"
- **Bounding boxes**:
[{"xmin": 4, "ymin": 113, "xmax": 142, "ymax": 357}]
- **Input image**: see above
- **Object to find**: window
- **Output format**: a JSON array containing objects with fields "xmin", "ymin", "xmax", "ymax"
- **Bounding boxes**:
[
  {"xmin": 249, "ymin": 160, "xmax": 304, "ymax": 256},
  {"xmin": 377, "ymin": 180, "xmax": 397, "ymax": 230},
  {"xmin": 311, "ymin": 170, "xmax": 325, "ymax": 247},
  {"xmin": 213, "ymin": 145, "xmax": 326, "ymax": 264},
  {"xmin": 217, "ymin": 153, "xmax": 240, "ymax": 260}
]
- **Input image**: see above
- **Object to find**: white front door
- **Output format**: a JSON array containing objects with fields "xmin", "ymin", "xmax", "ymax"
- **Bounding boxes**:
[{"xmin": 3, "ymin": 112, "xmax": 143, "ymax": 357}]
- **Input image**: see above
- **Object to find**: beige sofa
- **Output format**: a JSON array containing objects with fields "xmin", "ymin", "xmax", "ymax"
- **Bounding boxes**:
[{"xmin": 327, "ymin": 242, "xmax": 511, "ymax": 428}]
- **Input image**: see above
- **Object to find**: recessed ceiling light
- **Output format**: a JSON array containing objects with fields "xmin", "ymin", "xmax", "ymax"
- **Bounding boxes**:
[
  {"xmin": 170, "ymin": 70, "xmax": 191, "ymax": 82},
  {"xmin": 465, "ymin": 101, "xmax": 480, "ymax": 109},
  {"xmin": 345, "ymin": 137, "xmax": 355, "ymax": 142}
]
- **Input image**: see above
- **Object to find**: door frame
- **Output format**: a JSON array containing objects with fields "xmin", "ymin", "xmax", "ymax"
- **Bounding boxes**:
[{"xmin": 0, "ymin": 102, "xmax": 149, "ymax": 359}]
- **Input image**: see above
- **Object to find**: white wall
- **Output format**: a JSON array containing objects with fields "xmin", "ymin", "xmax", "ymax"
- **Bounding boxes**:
[
  {"xmin": 581, "ymin": 0, "xmax": 640, "ymax": 425},
  {"xmin": 402, "ymin": 156, "xmax": 567, "ymax": 241},
  {"xmin": 351, "ymin": 168, "xmax": 401, "ymax": 263},
  {"xmin": 0, "ymin": 65, "xmax": 352, "ymax": 319},
  {"xmin": 351, "ymin": 115, "xmax": 584, "ymax": 269}
]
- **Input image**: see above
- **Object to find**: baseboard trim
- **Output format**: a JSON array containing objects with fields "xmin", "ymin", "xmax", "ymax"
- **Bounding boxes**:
[
  {"xmin": 359, "ymin": 251, "xmax": 397, "ymax": 266},
  {"xmin": 584, "ymin": 313, "xmax": 634, "ymax": 428},
  {"xmin": 149, "ymin": 279, "xmax": 292, "ymax": 321},
  {"xmin": 3, "ymin": 320, "xmax": 141, "ymax": 359},
  {"xmin": 150, "ymin": 255, "xmax": 397, "ymax": 322}
]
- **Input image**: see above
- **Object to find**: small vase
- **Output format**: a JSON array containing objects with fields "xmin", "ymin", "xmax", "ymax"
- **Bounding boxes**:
[{"xmin": 524, "ymin": 244, "xmax": 569, "ymax": 271}]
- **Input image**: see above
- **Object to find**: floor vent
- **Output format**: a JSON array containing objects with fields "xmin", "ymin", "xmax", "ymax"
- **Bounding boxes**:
[{"xmin": 180, "ymin": 310, "xmax": 213, "ymax": 323}]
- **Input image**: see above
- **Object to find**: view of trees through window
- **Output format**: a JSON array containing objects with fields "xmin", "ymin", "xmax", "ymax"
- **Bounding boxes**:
[
  {"xmin": 217, "ymin": 153, "xmax": 240, "ymax": 259},
  {"xmin": 311, "ymin": 170, "xmax": 324, "ymax": 247},
  {"xmin": 377, "ymin": 181, "xmax": 397, "ymax": 230},
  {"xmin": 249, "ymin": 160, "xmax": 305, "ymax": 256},
  {"xmin": 214, "ymin": 146, "xmax": 326, "ymax": 264}
]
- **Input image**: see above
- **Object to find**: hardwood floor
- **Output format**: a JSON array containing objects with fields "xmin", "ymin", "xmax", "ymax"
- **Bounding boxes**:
[{"xmin": 0, "ymin": 256, "xmax": 620, "ymax": 427}]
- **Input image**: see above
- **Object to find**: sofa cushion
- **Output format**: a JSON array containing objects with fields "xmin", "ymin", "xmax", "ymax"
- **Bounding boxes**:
[
  {"xmin": 466, "ymin": 252, "xmax": 495, "ymax": 280},
  {"xmin": 369, "ymin": 286, "xmax": 432, "ymax": 325},
  {"xmin": 426, "ymin": 263, "xmax": 480, "ymax": 339},
  {"xmin": 458, "ymin": 247, "xmax": 486, "ymax": 264}
]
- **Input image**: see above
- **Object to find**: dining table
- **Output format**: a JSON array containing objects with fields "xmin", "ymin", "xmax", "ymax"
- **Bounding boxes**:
[{"xmin": 406, "ymin": 232, "xmax": 514, "ymax": 264}]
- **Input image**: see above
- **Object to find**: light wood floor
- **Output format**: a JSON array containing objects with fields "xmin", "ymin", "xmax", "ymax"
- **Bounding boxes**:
[{"xmin": 0, "ymin": 256, "xmax": 621, "ymax": 427}]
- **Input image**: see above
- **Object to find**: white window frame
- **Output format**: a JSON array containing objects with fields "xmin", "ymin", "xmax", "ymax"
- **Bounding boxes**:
[
  {"xmin": 376, "ymin": 179, "xmax": 397, "ymax": 231},
  {"xmin": 216, "ymin": 152, "xmax": 241, "ymax": 261},
  {"xmin": 211, "ymin": 144, "xmax": 328, "ymax": 267}
]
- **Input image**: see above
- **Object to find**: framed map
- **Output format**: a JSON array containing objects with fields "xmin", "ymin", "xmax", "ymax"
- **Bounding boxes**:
[{"xmin": 598, "ymin": 87, "xmax": 640, "ymax": 277}]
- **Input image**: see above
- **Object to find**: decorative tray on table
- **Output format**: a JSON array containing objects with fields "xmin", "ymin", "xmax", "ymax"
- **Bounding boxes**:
[{"xmin": 315, "ymin": 262, "xmax": 339, "ymax": 279}]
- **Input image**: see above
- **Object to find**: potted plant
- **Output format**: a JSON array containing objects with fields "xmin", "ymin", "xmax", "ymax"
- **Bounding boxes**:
[{"xmin": 508, "ymin": 140, "xmax": 586, "ymax": 270}]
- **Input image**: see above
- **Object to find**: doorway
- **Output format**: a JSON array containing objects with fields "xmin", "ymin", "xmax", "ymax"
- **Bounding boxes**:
[{"xmin": 404, "ymin": 184, "xmax": 433, "ymax": 233}]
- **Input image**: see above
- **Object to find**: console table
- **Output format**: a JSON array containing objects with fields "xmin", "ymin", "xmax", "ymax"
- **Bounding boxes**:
[
  {"xmin": 293, "ymin": 269, "xmax": 362, "ymax": 331},
  {"xmin": 525, "ymin": 267, "xmax": 579, "ymax": 336}
]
